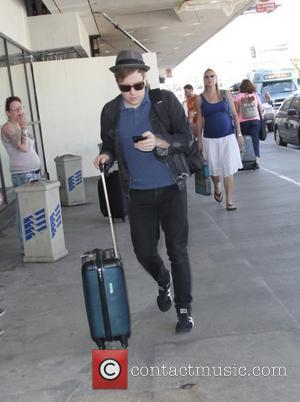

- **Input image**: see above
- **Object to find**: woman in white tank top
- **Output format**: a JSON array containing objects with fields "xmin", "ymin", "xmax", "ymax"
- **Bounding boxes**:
[{"xmin": 1, "ymin": 96, "xmax": 41, "ymax": 252}]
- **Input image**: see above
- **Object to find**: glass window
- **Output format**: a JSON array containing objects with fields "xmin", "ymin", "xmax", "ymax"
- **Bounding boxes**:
[
  {"xmin": 6, "ymin": 43, "xmax": 46, "ymax": 176},
  {"xmin": 263, "ymin": 80, "xmax": 297, "ymax": 94},
  {"xmin": 7, "ymin": 42, "xmax": 30, "ymax": 113},
  {"xmin": 0, "ymin": 37, "xmax": 14, "ymax": 202},
  {"xmin": 290, "ymin": 95, "xmax": 300, "ymax": 112},
  {"xmin": 280, "ymin": 97, "xmax": 293, "ymax": 111},
  {"xmin": 24, "ymin": 59, "xmax": 47, "ymax": 175},
  {"xmin": 0, "ymin": 157, "xmax": 6, "ymax": 210},
  {"xmin": 0, "ymin": 34, "xmax": 46, "ymax": 223}
]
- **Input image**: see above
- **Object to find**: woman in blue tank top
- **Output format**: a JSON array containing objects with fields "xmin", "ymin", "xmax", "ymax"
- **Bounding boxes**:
[{"xmin": 197, "ymin": 69, "xmax": 243, "ymax": 211}]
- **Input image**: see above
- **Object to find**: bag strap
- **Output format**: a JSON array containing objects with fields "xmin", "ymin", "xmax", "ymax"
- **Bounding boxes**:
[
  {"xmin": 223, "ymin": 90, "xmax": 233, "ymax": 117},
  {"xmin": 254, "ymin": 92, "xmax": 263, "ymax": 120},
  {"xmin": 223, "ymin": 90, "xmax": 238, "ymax": 134},
  {"xmin": 149, "ymin": 89, "xmax": 170, "ymax": 133}
]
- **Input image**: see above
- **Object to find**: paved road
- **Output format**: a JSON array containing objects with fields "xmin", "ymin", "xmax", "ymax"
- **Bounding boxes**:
[{"xmin": 1, "ymin": 133, "xmax": 300, "ymax": 402}]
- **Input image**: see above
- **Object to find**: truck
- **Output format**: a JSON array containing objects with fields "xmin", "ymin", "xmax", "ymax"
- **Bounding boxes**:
[{"xmin": 248, "ymin": 68, "xmax": 298, "ymax": 111}]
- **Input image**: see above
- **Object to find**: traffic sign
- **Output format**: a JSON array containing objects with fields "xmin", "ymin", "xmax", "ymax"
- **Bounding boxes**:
[{"xmin": 256, "ymin": 1, "xmax": 277, "ymax": 13}]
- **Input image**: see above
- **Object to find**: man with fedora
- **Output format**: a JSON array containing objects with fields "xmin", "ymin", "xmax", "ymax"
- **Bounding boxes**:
[{"xmin": 94, "ymin": 49, "xmax": 194, "ymax": 333}]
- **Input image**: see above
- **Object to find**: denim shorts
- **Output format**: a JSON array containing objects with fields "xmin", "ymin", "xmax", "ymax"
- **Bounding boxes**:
[{"xmin": 11, "ymin": 169, "xmax": 41, "ymax": 187}]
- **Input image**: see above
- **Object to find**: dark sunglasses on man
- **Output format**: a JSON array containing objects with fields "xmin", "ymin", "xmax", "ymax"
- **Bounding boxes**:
[{"xmin": 118, "ymin": 81, "xmax": 145, "ymax": 92}]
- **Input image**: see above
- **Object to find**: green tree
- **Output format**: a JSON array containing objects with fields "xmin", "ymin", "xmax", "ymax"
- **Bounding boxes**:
[{"xmin": 290, "ymin": 58, "xmax": 300, "ymax": 77}]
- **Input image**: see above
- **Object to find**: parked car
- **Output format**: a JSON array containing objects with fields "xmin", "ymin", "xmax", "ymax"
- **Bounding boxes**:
[
  {"xmin": 230, "ymin": 83, "xmax": 275, "ymax": 132},
  {"xmin": 274, "ymin": 94, "xmax": 300, "ymax": 146}
]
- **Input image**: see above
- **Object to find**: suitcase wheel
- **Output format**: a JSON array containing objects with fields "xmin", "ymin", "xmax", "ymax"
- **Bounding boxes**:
[
  {"xmin": 120, "ymin": 336, "xmax": 128, "ymax": 349},
  {"xmin": 96, "ymin": 340, "xmax": 106, "ymax": 350}
]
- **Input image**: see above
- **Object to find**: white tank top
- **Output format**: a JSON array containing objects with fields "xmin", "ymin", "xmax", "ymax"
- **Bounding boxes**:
[{"xmin": 1, "ymin": 129, "xmax": 40, "ymax": 174}]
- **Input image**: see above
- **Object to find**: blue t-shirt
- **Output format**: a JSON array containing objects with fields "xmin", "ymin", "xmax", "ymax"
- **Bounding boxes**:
[
  {"xmin": 118, "ymin": 91, "xmax": 174, "ymax": 189},
  {"xmin": 201, "ymin": 95, "xmax": 234, "ymax": 138}
]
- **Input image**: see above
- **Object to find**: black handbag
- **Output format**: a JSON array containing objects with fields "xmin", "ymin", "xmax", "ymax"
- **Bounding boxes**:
[
  {"xmin": 185, "ymin": 140, "xmax": 206, "ymax": 174},
  {"xmin": 258, "ymin": 110, "xmax": 268, "ymax": 141},
  {"xmin": 149, "ymin": 89, "xmax": 204, "ymax": 174},
  {"xmin": 257, "ymin": 101, "xmax": 267, "ymax": 141}
]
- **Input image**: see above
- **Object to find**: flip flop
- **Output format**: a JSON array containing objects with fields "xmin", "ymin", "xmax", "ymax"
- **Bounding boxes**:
[
  {"xmin": 214, "ymin": 192, "xmax": 223, "ymax": 203},
  {"xmin": 226, "ymin": 203, "xmax": 237, "ymax": 211}
]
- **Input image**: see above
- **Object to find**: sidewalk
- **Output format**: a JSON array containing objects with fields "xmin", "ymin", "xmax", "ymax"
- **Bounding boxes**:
[{"xmin": 1, "ymin": 140, "xmax": 300, "ymax": 401}]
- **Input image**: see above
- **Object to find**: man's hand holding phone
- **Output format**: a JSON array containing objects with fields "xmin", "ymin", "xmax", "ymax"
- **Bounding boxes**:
[
  {"xmin": 132, "ymin": 135, "xmax": 147, "ymax": 143},
  {"xmin": 133, "ymin": 131, "xmax": 169, "ymax": 152}
]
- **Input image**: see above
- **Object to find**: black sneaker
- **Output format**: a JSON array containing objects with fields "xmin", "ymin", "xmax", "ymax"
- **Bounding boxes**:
[
  {"xmin": 176, "ymin": 308, "xmax": 194, "ymax": 333},
  {"xmin": 157, "ymin": 272, "xmax": 172, "ymax": 312}
]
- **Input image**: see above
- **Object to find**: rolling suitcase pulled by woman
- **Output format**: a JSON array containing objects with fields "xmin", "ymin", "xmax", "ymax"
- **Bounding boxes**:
[
  {"xmin": 239, "ymin": 135, "xmax": 257, "ymax": 171},
  {"xmin": 82, "ymin": 166, "xmax": 131, "ymax": 349}
]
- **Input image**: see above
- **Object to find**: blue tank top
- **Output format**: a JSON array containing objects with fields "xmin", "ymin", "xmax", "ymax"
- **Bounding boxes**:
[{"xmin": 200, "ymin": 94, "xmax": 234, "ymax": 138}]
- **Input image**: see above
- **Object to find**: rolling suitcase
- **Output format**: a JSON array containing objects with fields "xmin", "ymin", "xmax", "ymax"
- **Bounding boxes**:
[
  {"xmin": 82, "ymin": 166, "xmax": 131, "ymax": 349},
  {"xmin": 98, "ymin": 170, "xmax": 128, "ymax": 220},
  {"xmin": 239, "ymin": 135, "xmax": 257, "ymax": 171}
]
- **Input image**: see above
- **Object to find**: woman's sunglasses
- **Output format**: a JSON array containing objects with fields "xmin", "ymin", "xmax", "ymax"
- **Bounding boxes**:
[
  {"xmin": 118, "ymin": 81, "xmax": 145, "ymax": 92},
  {"xmin": 204, "ymin": 74, "xmax": 215, "ymax": 79}
]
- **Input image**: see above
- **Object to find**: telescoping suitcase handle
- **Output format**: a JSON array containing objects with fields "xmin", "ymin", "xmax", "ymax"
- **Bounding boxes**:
[{"xmin": 99, "ymin": 164, "xmax": 119, "ymax": 259}]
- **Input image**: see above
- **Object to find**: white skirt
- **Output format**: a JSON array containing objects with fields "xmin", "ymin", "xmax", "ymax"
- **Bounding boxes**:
[{"xmin": 203, "ymin": 134, "xmax": 243, "ymax": 178}]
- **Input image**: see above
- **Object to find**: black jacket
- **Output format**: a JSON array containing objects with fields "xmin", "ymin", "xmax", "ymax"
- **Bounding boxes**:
[{"xmin": 100, "ymin": 89, "xmax": 193, "ymax": 193}]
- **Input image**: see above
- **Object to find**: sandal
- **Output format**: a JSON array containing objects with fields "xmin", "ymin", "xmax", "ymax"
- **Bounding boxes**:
[
  {"xmin": 214, "ymin": 192, "xmax": 223, "ymax": 203},
  {"xmin": 226, "ymin": 203, "xmax": 237, "ymax": 211}
]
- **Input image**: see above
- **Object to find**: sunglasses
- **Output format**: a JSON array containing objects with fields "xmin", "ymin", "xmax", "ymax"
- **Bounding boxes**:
[
  {"xmin": 9, "ymin": 106, "xmax": 23, "ymax": 112},
  {"xmin": 118, "ymin": 81, "xmax": 145, "ymax": 92},
  {"xmin": 204, "ymin": 75, "xmax": 215, "ymax": 79}
]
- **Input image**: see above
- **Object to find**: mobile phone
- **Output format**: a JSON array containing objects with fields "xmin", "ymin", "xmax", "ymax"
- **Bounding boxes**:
[{"xmin": 132, "ymin": 135, "xmax": 146, "ymax": 143}]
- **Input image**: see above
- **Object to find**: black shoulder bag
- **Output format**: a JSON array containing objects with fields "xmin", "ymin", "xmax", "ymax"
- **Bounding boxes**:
[
  {"xmin": 257, "ymin": 105, "xmax": 267, "ymax": 141},
  {"xmin": 149, "ymin": 89, "xmax": 204, "ymax": 174}
]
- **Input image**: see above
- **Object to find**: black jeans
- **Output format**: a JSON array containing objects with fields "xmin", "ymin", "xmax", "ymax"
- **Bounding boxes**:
[{"xmin": 128, "ymin": 184, "xmax": 192, "ymax": 309}]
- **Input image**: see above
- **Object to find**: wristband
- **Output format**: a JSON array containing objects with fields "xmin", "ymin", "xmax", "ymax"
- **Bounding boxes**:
[{"xmin": 21, "ymin": 129, "xmax": 28, "ymax": 135}]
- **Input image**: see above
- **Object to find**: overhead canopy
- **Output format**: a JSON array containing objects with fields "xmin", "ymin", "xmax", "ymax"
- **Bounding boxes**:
[{"xmin": 41, "ymin": 0, "xmax": 255, "ymax": 73}]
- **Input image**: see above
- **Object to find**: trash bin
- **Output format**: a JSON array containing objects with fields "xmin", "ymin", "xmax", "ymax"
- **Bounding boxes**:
[
  {"xmin": 15, "ymin": 179, "xmax": 68, "ymax": 263},
  {"xmin": 54, "ymin": 154, "xmax": 86, "ymax": 206}
]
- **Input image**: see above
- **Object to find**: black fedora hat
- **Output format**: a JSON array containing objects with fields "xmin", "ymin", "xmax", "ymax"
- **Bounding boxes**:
[{"xmin": 109, "ymin": 49, "xmax": 150, "ymax": 73}]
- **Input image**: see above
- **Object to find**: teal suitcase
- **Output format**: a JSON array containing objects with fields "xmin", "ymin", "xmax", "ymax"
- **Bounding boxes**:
[
  {"xmin": 195, "ymin": 164, "xmax": 211, "ymax": 195},
  {"xmin": 81, "ymin": 248, "xmax": 130, "ymax": 349},
  {"xmin": 81, "ymin": 167, "xmax": 130, "ymax": 349}
]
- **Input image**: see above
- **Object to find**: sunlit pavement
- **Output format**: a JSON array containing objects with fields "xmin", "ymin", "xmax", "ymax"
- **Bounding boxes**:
[{"xmin": 1, "ymin": 132, "xmax": 300, "ymax": 402}]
